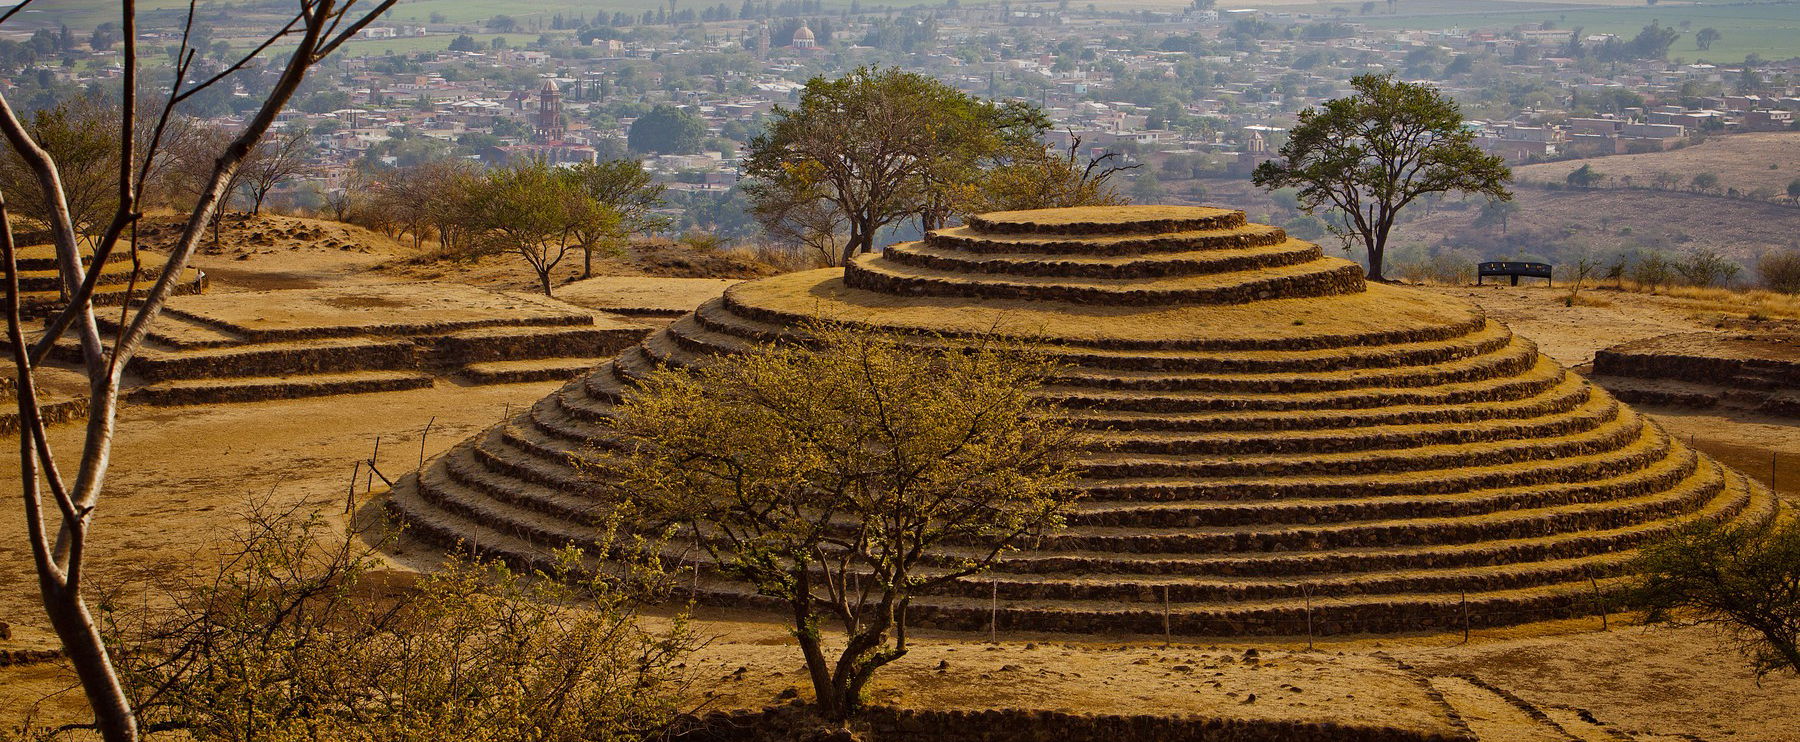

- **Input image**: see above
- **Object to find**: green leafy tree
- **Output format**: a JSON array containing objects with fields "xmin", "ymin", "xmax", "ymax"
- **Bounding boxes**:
[
  {"xmin": 1695, "ymin": 27, "xmax": 1721, "ymax": 51},
  {"xmin": 594, "ymin": 324, "xmax": 1082, "ymax": 721},
  {"xmin": 627, "ymin": 104, "xmax": 707, "ymax": 154},
  {"xmin": 1786, "ymin": 177, "xmax": 1800, "ymax": 205},
  {"xmin": 1691, "ymin": 171, "xmax": 1720, "ymax": 194},
  {"xmin": 1566, "ymin": 163, "xmax": 1604, "ymax": 189},
  {"xmin": 465, "ymin": 160, "xmax": 590, "ymax": 296},
  {"xmin": 0, "ymin": 96, "xmax": 124, "ymax": 238},
  {"xmin": 1252, "ymin": 73, "xmax": 1511, "ymax": 281},
  {"xmin": 562, "ymin": 159, "xmax": 671, "ymax": 276},
  {"xmin": 1624, "ymin": 21, "xmax": 1681, "ymax": 60},
  {"xmin": 951, "ymin": 138, "xmax": 1134, "ymax": 215},
  {"xmin": 1635, "ymin": 518, "xmax": 1800, "ymax": 679},
  {"xmin": 743, "ymin": 66, "xmax": 1047, "ymax": 265},
  {"xmin": 1474, "ymin": 198, "xmax": 1519, "ymax": 234}
]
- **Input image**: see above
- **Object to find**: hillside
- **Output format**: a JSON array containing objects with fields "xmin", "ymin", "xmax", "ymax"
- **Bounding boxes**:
[
  {"xmin": 1390, "ymin": 186, "xmax": 1799, "ymax": 267},
  {"xmin": 1515, "ymin": 132, "xmax": 1800, "ymax": 198}
]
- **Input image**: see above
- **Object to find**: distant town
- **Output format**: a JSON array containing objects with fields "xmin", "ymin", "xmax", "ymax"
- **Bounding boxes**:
[{"xmin": 2, "ymin": 0, "xmax": 1795, "ymax": 240}]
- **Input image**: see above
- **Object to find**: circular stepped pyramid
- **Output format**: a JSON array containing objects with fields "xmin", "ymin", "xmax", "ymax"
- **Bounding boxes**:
[{"xmin": 389, "ymin": 206, "xmax": 1780, "ymax": 636}]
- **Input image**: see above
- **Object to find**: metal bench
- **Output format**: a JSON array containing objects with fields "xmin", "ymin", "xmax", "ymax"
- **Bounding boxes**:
[{"xmin": 1477, "ymin": 261, "xmax": 1552, "ymax": 287}]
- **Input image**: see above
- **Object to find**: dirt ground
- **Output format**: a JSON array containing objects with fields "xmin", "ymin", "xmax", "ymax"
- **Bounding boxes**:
[{"xmin": 4, "ymin": 217, "xmax": 1800, "ymax": 740}]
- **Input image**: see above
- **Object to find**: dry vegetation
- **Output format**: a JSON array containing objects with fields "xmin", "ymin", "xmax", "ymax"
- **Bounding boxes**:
[{"xmin": 1394, "ymin": 187, "xmax": 1797, "ymax": 267}]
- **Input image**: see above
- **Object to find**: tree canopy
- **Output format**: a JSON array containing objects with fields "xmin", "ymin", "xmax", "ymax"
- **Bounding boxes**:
[
  {"xmin": 594, "ymin": 324, "xmax": 1082, "ymax": 720},
  {"xmin": 1634, "ymin": 517, "xmax": 1800, "ymax": 679},
  {"xmin": 1252, "ymin": 73, "xmax": 1511, "ymax": 281},
  {"xmin": 627, "ymin": 104, "xmax": 707, "ymax": 154},
  {"xmin": 743, "ymin": 66, "xmax": 1048, "ymax": 265}
]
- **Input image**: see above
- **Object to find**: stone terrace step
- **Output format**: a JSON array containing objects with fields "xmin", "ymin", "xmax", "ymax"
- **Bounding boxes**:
[
  {"xmin": 925, "ymin": 223, "xmax": 1287, "ymax": 256},
  {"xmin": 1069, "ymin": 446, "xmax": 1698, "ymax": 529},
  {"xmin": 415, "ymin": 446, "xmax": 1650, "ymax": 605},
  {"xmin": 7, "ymin": 244, "xmax": 93, "ymax": 272},
  {"xmin": 688, "ymin": 298, "xmax": 1514, "ymax": 374},
  {"xmin": 429, "ymin": 322, "xmax": 648, "ymax": 365},
  {"xmin": 92, "ymin": 310, "xmax": 244, "ymax": 349},
  {"xmin": 845, "ymin": 252, "xmax": 1366, "ymax": 306},
  {"xmin": 880, "ymin": 239, "xmax": 1323, "ymax": 279},
  {"xmin": 5, "ymin": 263, "xmax": 142, "ymax": 293},
  {"xmin": 720, "ymin": 276, "xmax": 1488, "ymax": 353},
  {"xmin": 120, "ymin": 336, "xmax": 421, "ymax": 381},
  {"xmin": 1043, "ymin": 356, "xmax": 1568, "ymax": 413},
  {"xmin": 462, "ymin": 358, "xmax": 598, "ymax": 385},
  {"xmin": 1090, "ymin": 394, "xmax": 1619, "ymax": 456},
  {"xmin": 967, "ymin": 205, "xmax": 1245, "ymax": 236},
  {"xmin": 1018, "ymin": 463, "xmax": 1722, "ymax": 554},
  {"xmin": 1057, "ymin": 373, "xmax": 1591, "ymax": 434},
  {"xmin": 128, "ymin": 370, "xmax": 434, "ymax": 405},
  {"xmin": 1076, "ymin": 424, "xmax": 1672, "ymax": 503},
  {"xmin": 945, "ymin": 471, "xmax": 1762, "ymax": 580},
  {"xmin": 1077, "ymin": 411, "xmax": 1645, "ymax": 479},
  {"xmin": 388, "ymin": 466, "xmax": 1776, "ymax": 635},
  {"xmin": 1044, "ymin": 336, "xmax": 1541, "ymax": 394}
]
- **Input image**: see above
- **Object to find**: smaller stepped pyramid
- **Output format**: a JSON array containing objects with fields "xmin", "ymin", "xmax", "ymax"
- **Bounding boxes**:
[
  {"xmin": 30, "ymin": 283, "xmax": 654, "ymax": 405},
  {"xmin": 1589, "ymin": 331, "xmax": 1800, "ymax": 417},
  {"xmin": 4, "ymin": 243, "xmax": 205, "ymax": 317},
  {"xmin": 391, "ymin": 206, "xmax": 1780, "ymax": 637},
  {"xmin": 0, "ymin": 367, "xmax": 88, "ymax": 436}
]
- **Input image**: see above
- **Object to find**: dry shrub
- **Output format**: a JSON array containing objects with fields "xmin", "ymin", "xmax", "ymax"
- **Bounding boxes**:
[
  {"xmin": 726, "ymin": 243, "xmax": 832, "ymax": 274},
  {"xmin": 88, "ymin": 503, "xmax": 698, "ymax": 742},
  {"xmin": 1607, "ymin": 280, "xmax": 1800, "ymax": 320},
  {"xmin": 1674, "ymin": 248, "xmax": 1742, "ymax": 288},
  {"xmin": 1393, "ymin": 253, "xmax": 1475, "ymax": 285},
  {"xmin": 1759, "ymin": 250, "xmax": 1800, "ymax": 294},
  {"xmin": 1627, "ymin": 252, "xmax": 1677, "ymax": 291},
  {"xmin": 1565, "ymin": 293, "xmax": 1613, "ymax": 308},
  {"xmin": 678, "ymin": 230, "xmax": 727, "ymax": 252}
]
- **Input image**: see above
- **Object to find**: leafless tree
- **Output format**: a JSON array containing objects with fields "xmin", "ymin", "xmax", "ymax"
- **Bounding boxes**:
[
  {"xmin": 321, "ymin": 167, "xmax": 366, "ymax": 222},
  {"xmin": 0, "ymin": 1, "xmax": 397, "ymax": 741},
  {"xmin": 237, "ymin": 126, "xmax": 313, "ymax": 215}
]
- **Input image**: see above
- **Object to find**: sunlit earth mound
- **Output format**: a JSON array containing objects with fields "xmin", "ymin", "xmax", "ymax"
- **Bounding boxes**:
[{"xmin": 390, "ymin": 205, "xmax": 1778, "ymax": 636}]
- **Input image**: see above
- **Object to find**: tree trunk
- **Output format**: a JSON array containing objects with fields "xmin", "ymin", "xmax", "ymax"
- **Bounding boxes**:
[
  {"xmin": 1767, "ymin": 633, "xmax": 1800, "ymax": 675},
  {"xmin": 840, "ymin": 218, "xmax": 876, "ymax": 266},
  {"xmin": 537, "ymin": 269, "xmax": 553, "ymax": 297},
  {"xmin": 582, "ymin": 243, "xmax": 593, "ymax": 279},
  {"xmin": 791, "ymin": 575, "xmax": 842, "ymax": 720},
  {"xmin": 41, "ymin": 580, "xmax": 137, "ymax": 742}
]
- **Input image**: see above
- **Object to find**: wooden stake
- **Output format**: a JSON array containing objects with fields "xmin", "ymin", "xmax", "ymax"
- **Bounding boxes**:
[
  {"xmin": 1460, "ymin": 590, "xmax": 1470, "ymax": 645},
  {"xmin": 1162, "ymin": 583, "xmax": 1171, "ymax": 646},
  {"xmin": 345, "ymin": 461, "xmax": 360, "ymax": 514},
  {"xmin": 366, "ymin": 435, "xmax": 381, "ymax": 493},
  {"xmin": 1590, "ymin": 574, "xmax": 1608, "ymax": 631},
  {"xmin": 1303, "ymin": 584, "xmax": 1315, "ymax": 651},
  {"xmin": 419, "ymin": 416, "xmax": 435, "ymax": 468},
  {"xmin": 989, "ymin": 580, "xmax": 998, "ymax": 643},
  {"xmin": 1772, "ymin": 452, "xmax": 1779, "ymax": 491}
]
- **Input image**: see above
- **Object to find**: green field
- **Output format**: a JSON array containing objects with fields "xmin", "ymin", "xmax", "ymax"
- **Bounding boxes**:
[{"xmin": 1355, "ymin": 0, "xmax": 1800, "ymax": 62}]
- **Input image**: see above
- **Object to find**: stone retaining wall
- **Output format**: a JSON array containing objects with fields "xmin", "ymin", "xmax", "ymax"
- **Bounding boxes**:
[{"xmin": 671, "ymin": 705, "xmax": 1472, "ymax": 742}]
